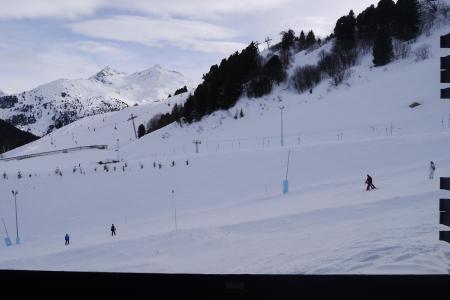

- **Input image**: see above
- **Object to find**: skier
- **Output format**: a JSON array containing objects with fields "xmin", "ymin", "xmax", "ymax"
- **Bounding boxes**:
[
  {"xmin": 65, "ymin": 233, "xmax": 70, "ymax": 245},
  {"xmin": 172, "ymin": 161, "xmax": 175, "ymax": 167},
  {"xmin": 365, "ymin": 174, "xmax": 376, "ymax": 191},
  {"xmin": 186, "ymin": 160, "xmax": 189, "ymax": 166},
  {"xmin": 429, "ymin": 161, "xmax": 436, "ymax": 179},
  {"xmin": 111, "ymin": 224, "xmax": 116, "ymax": 236}
]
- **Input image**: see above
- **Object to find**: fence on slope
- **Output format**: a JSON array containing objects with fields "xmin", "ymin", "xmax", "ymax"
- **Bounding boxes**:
[{"xmin": 0, "ymin": 145, "xmax": 108, "ymax": 162}]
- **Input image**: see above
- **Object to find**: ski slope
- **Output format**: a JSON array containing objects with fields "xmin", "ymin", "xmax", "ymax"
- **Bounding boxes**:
[{"xmin": 0, "ymin": 24, "xmax": 450, "ymax": 274}]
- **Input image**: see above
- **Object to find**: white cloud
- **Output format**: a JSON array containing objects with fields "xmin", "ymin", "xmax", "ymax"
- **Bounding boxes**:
[
  {"xmin": 0, "ymin": 0, "xmax": 103, "ymax": 19},
  {"xmin": 0, "ymin": 0, "xmax": 291, "ymax": 20},
  {"xmin": 106, "ymin": 0, "xmax": 292, "ymax": 20},
  {"xmin": 0, "ymin": 41, "xmax": 128, "ymax": 93},
  {"xmin": 69, "ymin": 16, "xmax": 247, "ymax": 54},
  {"xmin": 73, "ymin": 41, "xmax": 123, "ymax": 56}
]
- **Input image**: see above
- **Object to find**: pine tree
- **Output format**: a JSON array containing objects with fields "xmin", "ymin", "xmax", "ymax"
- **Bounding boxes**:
[
  {"xmin": 299, "ymin": 30, "xmax": 306, "ymax": 50},
  {"xmin": 394, "ymin": 0, "xmax": 420, "ymax": 41},
  {"xmin": 281, "ymin": 29, "xmax": 296, "ymax": 50},
  {"xmin": 137, "ymin": 124, "xmax": 146, "ymax": 138},
  {"xmin": 306, "ymin": 30, "xmax": 316, "ymax": 48},
  {"xmin": 263, "ymin": 55, "xmax": 285, "ymax": 83},
  {"xmin": 171, "ymin": 104, "xmax": 181, "ymax": 125},
  {"xmin": 356, "ymin": 5, "xmax": 377, "ymax": 40},
  {"xmin": 373, "ymin": 28, "xmax": 394, "ymax": 66},
  {"xmin": 334, "ymin": 10, "xmax": 357, "ymax": 49},
  {"xmin": 174, "ymin": 86, "xmax": 188, "ymax": 96},
  {"xmin": 376, "ymin": 0, "xmax": 396, "ymax": 29}
]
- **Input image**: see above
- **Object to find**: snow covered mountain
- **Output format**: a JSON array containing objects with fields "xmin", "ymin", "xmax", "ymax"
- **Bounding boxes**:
[
  {"xmin": 0, "ymin": 65, "xmax": 192, "ymax": 136},
  {"xmin": 0, "ymin": 89, "xmax": 6, "ymax": 97},
  {"xmin": 88, "ymin": 64, "xmax": 191, "ymax": 103}
]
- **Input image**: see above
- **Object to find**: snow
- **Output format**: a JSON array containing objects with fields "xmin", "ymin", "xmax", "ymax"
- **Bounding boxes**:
[{"xmin": 1, "ymin": 23, "xmax": 450, "ymax": 274}]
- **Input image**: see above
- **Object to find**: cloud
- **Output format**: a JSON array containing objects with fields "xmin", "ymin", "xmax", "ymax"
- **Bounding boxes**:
[
  {"xmin": 0, "ymin": 0, "xmax": 291, "ymax": 20},
  {"xmin": 106, "ymin": 0, "xmax": 293, "ymax": 20},
  {"xmin": 0, "ymin": 40, "xmax": 129, "ymax": 93},
  {"xmin": 0, "ymin": 0, "xmax": 103, "ymax": 19},
  {"xmin": 69, "ymin": 16, "xmax": 247, "ymax": 54},
  {"xmin": 73, "ymin": 41, "xmax": 123, "ymax": 56}
]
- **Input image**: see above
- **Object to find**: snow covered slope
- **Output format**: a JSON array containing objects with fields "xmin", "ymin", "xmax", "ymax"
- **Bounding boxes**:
[
  {"xmin": 0, "ymin": 65, "xmax": 192, "ymax": 136},
  {"xmin": 0, "ymin": 23, "xmax": 450, "ymax": 274}
]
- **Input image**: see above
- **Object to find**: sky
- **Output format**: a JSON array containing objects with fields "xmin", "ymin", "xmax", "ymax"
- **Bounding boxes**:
[{"xmin": 0, "ymin": 0, "xmax": 379, "ymax": 94}]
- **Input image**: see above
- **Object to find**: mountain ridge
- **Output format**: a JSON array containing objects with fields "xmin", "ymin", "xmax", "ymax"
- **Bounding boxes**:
[{"xmin": 0, "ymin": 65, "xmax": 193, "ymax": 136}]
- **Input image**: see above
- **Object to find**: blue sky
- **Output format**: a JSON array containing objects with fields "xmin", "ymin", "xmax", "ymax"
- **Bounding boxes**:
[{"xmin": 0, "ymin": 0, "xmax": 378, "ymax": 94}]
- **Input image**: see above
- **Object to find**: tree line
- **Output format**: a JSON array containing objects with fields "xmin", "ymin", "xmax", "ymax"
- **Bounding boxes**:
[{"xmin": 141, "ymin": 0, "xmax": 424, "ymax": 137}]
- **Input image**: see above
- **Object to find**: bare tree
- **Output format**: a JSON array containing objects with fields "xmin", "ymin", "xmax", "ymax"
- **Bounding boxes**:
[
  {"xmin": 414, "ymin": 44, "xmax": 431, "ymax": 61},
  {"xmin": 394, "ymin": 40, "xmax": 411, "ymax": 59}
]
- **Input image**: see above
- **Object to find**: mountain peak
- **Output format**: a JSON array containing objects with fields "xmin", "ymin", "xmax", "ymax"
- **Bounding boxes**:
[{"xmin": 89, "ymin": 66, "xmax": 125, "ymax": 83}]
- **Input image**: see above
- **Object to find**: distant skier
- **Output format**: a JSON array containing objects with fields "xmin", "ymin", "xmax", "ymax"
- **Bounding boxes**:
[
  {"xmin": 172, "ymin": 161, "xmax": 175, "ymax": 167},
  {"xmin": 365, "ymin": 175, "xmax": 376, "ymax": 191},
  {"xmin": 111, "ymin": 224, "xmax": 116, "ymax": 236},
  {"xmin": 65, "ymin": 233, "xmax": 70, "ymax": 245},
  {"xmin": 429, "ymin": 161, "xmax": 436, "ymax": 179},
  {"xmin": 186, "ymin": 160, "xmax": 189, "ymax": 166}
]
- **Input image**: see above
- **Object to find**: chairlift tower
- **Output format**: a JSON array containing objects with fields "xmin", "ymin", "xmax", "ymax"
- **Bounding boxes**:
[
  {"xmin": 127, "ymin": 114, "xmax": 138, "ymax": 139},
  {"xmin": 11, "ymin": 190, "xmax": 19, "ymax": 244},
  {"xmin": 193, "ymin": 140, "xmax": 201, "ymax": 154},
  {"xmin": 279, "ymin": 106, "xmax": 285, "ymax": 147},
  {"xmin": 116, "ymin": 139, "xmax": 120, "ymax": 162},
  {"xmin": 264, "ymin": 37, "xmax": 272, "ymax": 49}
]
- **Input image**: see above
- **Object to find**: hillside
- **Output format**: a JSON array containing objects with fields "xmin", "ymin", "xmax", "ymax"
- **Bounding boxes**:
[
  {"xmin": 0, "ymin": 16, "xmax": 449, "ymax": 274},
  {"xmin": 0, "ymin": 119, "xmax": 38, "ymax": 155},
  {"xmin": 0, "ymin": 65, "xmax": 192, "ymax": 136}
]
